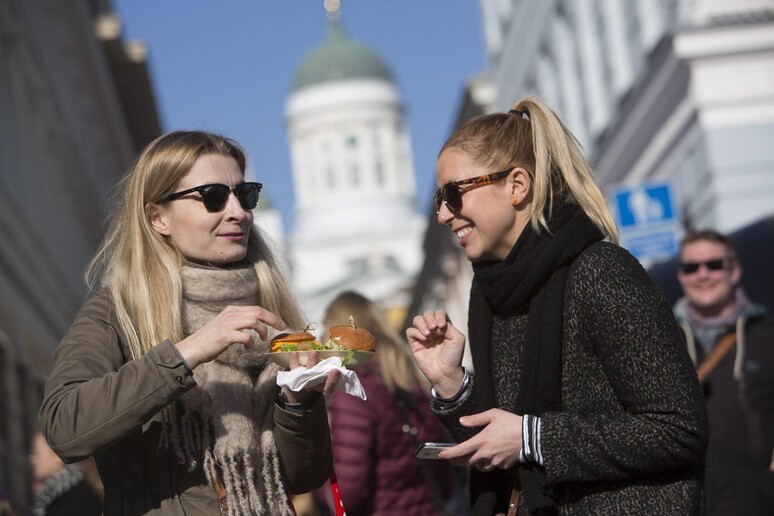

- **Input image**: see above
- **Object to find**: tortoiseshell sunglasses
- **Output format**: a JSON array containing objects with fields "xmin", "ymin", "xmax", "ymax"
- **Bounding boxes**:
[{"xmin": 433, "ymin": 170, "xmax": 511, "ymax": 214}]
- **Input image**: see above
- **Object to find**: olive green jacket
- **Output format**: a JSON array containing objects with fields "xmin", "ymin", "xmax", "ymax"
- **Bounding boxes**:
[{"xmin": 39, "ymin": 290, "xmax": 332, "ymax": 515}]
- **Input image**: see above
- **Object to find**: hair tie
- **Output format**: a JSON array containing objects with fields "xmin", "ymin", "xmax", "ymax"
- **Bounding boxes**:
[{"xmin": 508, "ymin": 109, "xmax": 528, "ymax": 120}]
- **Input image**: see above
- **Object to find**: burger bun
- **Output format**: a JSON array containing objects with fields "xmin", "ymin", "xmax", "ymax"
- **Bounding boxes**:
[{"xmin": 328, "ymin": 324, "xmax": 376, "ymax": 352}]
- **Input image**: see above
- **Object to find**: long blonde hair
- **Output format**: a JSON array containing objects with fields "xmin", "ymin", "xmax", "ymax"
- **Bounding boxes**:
[
  {"xmin": 323, "ymin": 291, "xmax": 424, "ymax": 394},
  {"xmin": 86, "ymin": 131, "xmax": 304, "ymax": 359},
  {"xmin": 441, "ymin": 96, "xmax": 618, "ymax": 243}
]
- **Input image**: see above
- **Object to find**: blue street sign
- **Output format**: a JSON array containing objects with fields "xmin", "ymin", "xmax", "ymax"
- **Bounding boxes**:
[
  {"xmin": 611, "ymin": 181, "xmax": 681, "ymax": 263},
  {"xmin": 615, "ymin": 183, "xmax": 675, "ymax": 228}
]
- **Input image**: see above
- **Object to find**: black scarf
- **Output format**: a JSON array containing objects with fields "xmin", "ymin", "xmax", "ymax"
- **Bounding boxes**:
[{"xmin": 468, "ymin": 201, "xmax": 604, "ymax": 514}]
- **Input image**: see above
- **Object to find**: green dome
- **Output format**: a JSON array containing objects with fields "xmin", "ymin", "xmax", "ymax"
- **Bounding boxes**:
[{"xmin": 292, "ymin": 22, "xmax": 393, "ymax": 91}]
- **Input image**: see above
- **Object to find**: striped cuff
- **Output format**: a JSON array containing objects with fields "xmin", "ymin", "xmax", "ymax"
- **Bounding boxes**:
[
  {"xmin": 431, "ymin": 367, "xmax": 472, "ymax": 406},
  {"xmin": 518, "ymin": 414, "xmax": 544, "ymax": 465}
]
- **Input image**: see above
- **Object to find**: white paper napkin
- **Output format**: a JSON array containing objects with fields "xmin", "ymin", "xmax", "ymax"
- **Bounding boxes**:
[{"xmin": 276, "ymin": 356, "xmax": 367, "ymax": 400}]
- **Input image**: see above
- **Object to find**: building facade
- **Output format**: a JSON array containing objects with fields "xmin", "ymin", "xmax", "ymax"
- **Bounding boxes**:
[
  {"xmin": 405, "ymin": 0, "xmax": 774, "ymax": 349},
  {"xmin": 285, "ymin": 20, "xmax": 426, "ymax": 326},
  {"xmin": 479, "ymin": 0, "xmax": 774, "ymax": 236},
  {"xmin": 0, "ymin": 0, "xmax": 160, "ymax": 509}
]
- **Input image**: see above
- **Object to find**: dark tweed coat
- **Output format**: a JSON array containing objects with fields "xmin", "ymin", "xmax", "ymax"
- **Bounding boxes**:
[{"xmin": 434, "ymin": 242, "xmax": 708, "ymax": 515}]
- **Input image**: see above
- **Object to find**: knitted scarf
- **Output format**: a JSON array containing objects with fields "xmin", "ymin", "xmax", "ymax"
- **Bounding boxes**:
[
  {"xmin": 159, "ymin": 261, "xmax": 293, "ymax": 515},
  {"xmin": 468, "ymin": 201, "xmax": 604, "ymax": 514}
]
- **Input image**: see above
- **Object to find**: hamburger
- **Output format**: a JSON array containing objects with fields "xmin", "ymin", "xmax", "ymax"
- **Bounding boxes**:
[
  {"xmin": 327, "ymin": 316, "xmax": 376, "ymax": 352},
  {"xmin": 270, "ymin": 317, "xmax": 376, "ymax": 353},
  {"xmin": 270, "ymin": 327, "xmax": 322, "ymax": 352}
]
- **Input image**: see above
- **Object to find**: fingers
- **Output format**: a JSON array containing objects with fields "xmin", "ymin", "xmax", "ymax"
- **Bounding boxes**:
[
  {"xmin": 444, "ymin": 410, "xmax": 523, "ymax": 472},
  {"xmin": 322, "ymin": 369, "xmax": 341, "ymax": 395},
  {"xmin": 283, "ymin": 363, "xmax": 339, "ymax": 404},
  {"xmin": 303, "ymin": 350, "xmax": 319, "ymax": 368},
  {"xmin": 459, "ymin": 410, "xmax": 494, "ymax": 428},
  {"xmin": 440, "ymin": 438, "xmax": 479, "ymax": 461},
  {"xmin": 474, "ymin": 460, "xmax": 496, "ymax": 472},
  {"xmin": 436, "ymin": 443, "xmax": 468, "ymax": 461},
  {"xmin": 411, "ymin": 310, "xmax": 449, "ymax": 338},
  {"xmin": 288, "ymin": 352, "xmax": 340, "ymax": 395},
  {"xmin": 288, "ymin": 351, "xmax": 301, "ymax": 369},
  {"xmin": 221, "ymin": 305, "xmax": 286, "ymax": 340}
]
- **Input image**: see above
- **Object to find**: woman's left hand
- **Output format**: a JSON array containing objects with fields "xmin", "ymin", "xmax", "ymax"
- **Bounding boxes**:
[
  {"xmin": 279, "ymin": 351, "xmax": 341, "ymax": 404},
  {"xmin": 438, "ymin": 409, "xmax": 523, "ymax": 472}
]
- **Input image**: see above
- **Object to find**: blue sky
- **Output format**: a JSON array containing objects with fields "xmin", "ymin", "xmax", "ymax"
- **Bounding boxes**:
[{"xmin": 112, "ymin": 1, "xmax": 487, "ymax": 231}]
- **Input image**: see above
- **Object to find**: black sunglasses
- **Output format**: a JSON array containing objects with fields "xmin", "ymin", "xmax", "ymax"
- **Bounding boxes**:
[
  {"xmin": 159, "ymin": 182, "xmax": 262, "ymax": 212},
  {"xmin": 679, "ymin": 258, "xmax": 730, "ymax": 275},
  {"xmin": 433, "ymin": 170, "xmax": 511, "ymax": 214}
]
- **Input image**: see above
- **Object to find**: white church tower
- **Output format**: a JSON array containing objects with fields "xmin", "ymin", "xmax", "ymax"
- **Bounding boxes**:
[{"xmin": 285, "ymin": 14, "xmax": 426, "ymax": 325}]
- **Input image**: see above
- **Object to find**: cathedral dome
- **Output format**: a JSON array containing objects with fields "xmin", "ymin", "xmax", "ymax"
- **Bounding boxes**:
[{"xmin": 292, "ymin": 22, "xmax": 393, "ymax": 91}]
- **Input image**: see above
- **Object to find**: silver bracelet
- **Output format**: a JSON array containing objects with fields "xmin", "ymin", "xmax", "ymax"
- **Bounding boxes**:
[{"xmin": 431, "ymin": 367, "xmax": 471, "ymax": 403}]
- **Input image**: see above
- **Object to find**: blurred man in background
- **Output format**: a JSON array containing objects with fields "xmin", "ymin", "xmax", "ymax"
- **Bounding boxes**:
[{"xmin": 674, "ymin": 230, "xmax": 774, "ymax": 515}]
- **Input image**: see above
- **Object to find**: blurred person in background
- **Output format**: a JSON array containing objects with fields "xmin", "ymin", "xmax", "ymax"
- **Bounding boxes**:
[
  {"xmin": 38, "ymin": 131, "xmax": 337, "ymax": 515},
  {"xmin": 407, "ymin": 97, "xmax": 708, "ymax": 514},
  {"xmin": 0, "ymin": 488, "xmax": 14, "ymax": 516},
  {"xmin": 675, "ymin": 229, "xmax": 774, "ymax": 515},
  {"xmin": 29, "ymin": 431, "xmax": 102, "ymax": 516},
  {"xmin": 319, "ymin": 291, "xmax": 464, "ymax": 516}
]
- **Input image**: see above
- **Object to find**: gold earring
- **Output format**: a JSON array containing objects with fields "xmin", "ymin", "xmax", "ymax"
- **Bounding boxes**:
[{"xmin": 511, "ymin": 196, "xmax": 520, "ymax": 206}]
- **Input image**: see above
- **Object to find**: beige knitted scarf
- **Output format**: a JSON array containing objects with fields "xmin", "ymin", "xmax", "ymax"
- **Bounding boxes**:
[{"xmin": 160, "ymin": 261, "xmax": 293, "ymax": 515}]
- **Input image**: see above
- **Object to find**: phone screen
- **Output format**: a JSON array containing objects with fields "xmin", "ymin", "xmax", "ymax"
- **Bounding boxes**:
[{"xmin": 414, "ymin": 442, "xmax": 455, "ymax": 459}]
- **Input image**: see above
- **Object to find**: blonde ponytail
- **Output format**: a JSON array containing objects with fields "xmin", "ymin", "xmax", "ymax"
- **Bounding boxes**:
[{"xmin": 514, "ymin": 97, "xmax": 618, "ymax": 243}]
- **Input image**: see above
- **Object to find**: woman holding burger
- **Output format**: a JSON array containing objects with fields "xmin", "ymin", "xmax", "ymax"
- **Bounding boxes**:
[
  {"xmin": 407, "ymin": 98, "xmax": 708, "ymax": 515},
  {"xmin": 39, "ymin": 131, "xmax": 338, "ymax": 515}
]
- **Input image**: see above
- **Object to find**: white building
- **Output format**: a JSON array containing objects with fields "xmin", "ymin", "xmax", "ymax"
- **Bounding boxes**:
[
  {"xmin": 285, "ymin": 20, "xmax": 426, "ymax": 326},
  {"xmin": 405, "ymin": 0, "xmax": 774, "ymax": 337},
  {"xmin": 478, "ymin": 0, "xmax": 774, "ymax": 239}
]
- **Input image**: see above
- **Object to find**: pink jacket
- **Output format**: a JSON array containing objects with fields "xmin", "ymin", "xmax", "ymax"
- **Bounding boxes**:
[{"xmin": 327, "ymin": 358, "xmax": 454, "ymax": 515}]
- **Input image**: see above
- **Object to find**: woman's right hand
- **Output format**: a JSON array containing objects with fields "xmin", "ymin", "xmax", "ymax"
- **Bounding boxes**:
[
  {"xmin": 176, "ymin": 305, "xmax": 286, "ymax": 369},
  {"xmin": 406, "ymin": 310, "xmax": 466, "ymax": 398}
]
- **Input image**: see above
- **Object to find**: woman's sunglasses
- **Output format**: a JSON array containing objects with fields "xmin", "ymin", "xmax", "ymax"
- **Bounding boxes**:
[
  {"xmin": 433, "ymin": 170, "xmax": 511, "ymax": 214},
  {"xmin": 159, "ymin": 182, "xmax": 262, "ymax": 212},
  {"xmin": 679, "ymin": 258, "xmax": 731, "ymax": 275}
]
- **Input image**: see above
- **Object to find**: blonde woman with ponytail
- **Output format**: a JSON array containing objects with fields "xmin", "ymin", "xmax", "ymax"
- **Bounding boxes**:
[
  {"xmin": 407, "ymin": 98, "xmax": 707, "ymax": 515},
  {"xmin": 40, "ymin": 131, "xmax": 336, "ymax": 516}
]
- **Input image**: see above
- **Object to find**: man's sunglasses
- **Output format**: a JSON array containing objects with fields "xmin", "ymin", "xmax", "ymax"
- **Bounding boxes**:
[
  {"xmin": 433, "ymin": 170, "xmax": 511, "ymax": 214},
  {"xmin": 159, "ymin": 182, "xmax": 262, "ymax": 212},
  {"xmin": 679, "ymin": 258, "xmax": 731, "ymax": 275}
]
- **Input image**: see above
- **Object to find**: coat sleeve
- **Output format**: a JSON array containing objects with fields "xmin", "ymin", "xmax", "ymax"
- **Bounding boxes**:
[
  {"xmin": 540, "ymin": 244, "xmax": 708, "ymax": 484},
  {"xmin": 39, "ymin": 291, "xmax": 196, "ymax": 462},
  {"xmin": 273, "ymin": 393, "xmax": 334, "ymax": 493}
]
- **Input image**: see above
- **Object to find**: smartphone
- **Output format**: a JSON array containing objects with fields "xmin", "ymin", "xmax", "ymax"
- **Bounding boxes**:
[{"xmin": 414, "ymin": 442, "xmax": 455, "ymax": 459}]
